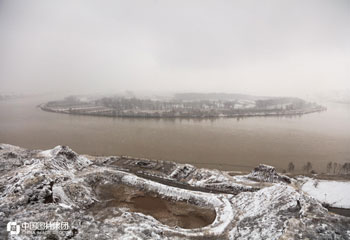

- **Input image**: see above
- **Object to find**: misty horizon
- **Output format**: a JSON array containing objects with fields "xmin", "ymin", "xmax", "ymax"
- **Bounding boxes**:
[{"xmin": 0, "ymin": 0, "xmax": 349, "ymax": 98}]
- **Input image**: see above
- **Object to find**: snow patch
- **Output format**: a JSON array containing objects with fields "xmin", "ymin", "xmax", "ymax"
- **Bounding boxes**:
[{"xmin": 301, "ymin": 178, "xmax": 350, "ymax": 209}]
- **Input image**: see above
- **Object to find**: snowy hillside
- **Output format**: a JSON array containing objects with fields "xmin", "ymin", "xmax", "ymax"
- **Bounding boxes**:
[{"xmin": 0, "ymin": 144, "xmax": 349, "ymax": 239}]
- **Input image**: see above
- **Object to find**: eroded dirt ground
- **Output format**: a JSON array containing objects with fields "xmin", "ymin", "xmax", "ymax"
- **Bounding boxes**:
[{"xmin": 92, "ymin": 184, "xmax": 216, "ymax": 229}]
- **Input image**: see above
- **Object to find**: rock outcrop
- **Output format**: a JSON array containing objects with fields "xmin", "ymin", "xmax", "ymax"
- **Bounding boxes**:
[
  {"xmin": 0, "ymin": 144, "xmax": 349, "ymax": 240},
  {"xmin": 247, "ymin": 164, "xmax": 292, "ymax": 183}
]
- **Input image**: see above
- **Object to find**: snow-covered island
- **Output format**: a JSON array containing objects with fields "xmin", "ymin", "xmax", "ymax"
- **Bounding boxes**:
[
  {"xmin": 40, "ymin": 93, "xmax": 326, "ymax": 118},
  {"xmin": 0, "ymin": 144, "xmax": 349, "ymax": 239}
]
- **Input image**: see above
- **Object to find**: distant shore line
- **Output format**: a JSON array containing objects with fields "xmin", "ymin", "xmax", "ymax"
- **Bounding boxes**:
[{"xmin": 39, "ymin": 103, "xmax": 327, "ymax": 119}]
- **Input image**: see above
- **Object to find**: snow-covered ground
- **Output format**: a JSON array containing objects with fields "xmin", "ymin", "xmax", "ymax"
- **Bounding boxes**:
[
  {"xmin": 301, "ymin": 178, "xmax": 350, "ymax": 208},
  {"xmin": 1, "ymin": 144, "xmax": 350, "ymax": 239}
]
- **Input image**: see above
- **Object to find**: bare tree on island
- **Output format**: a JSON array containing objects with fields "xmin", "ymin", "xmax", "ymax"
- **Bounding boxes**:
[
  {"xmin": 326, "ymin": 161, "xmax": 332, "ymax": 174},
  {"xmin": 340, "ymin": 162, "xmax": 350, "ymax": 174},
  {"xmin": 326, "ymin": 161, "xmax": 350, "ymax": 175},
  {"xmin": 303, "ymin": 162, "xmax": 313, "ymax": 174},
  {"xmin": 287, "ymin": 162, "xmax": 295, "ymax": 173},
  {"xmin": 333, "ymin": 162, "xmax": 338, "ymax": 174}
]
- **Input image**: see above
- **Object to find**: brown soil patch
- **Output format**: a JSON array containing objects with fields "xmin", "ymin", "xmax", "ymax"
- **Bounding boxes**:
[{"xmin": 92, "ymin": 184, "xmax": 216, "ymax": 229}]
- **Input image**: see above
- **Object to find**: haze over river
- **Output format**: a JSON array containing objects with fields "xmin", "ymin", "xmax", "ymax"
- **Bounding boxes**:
[{"xmin": 1, "ymin": 95, "xmax": 349, "ymax": 172}]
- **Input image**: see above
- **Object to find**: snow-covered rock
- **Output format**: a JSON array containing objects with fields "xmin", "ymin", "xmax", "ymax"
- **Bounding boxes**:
[
  {"xmin": 0, "ymin": 144, "xmax": 349, "ymax": 240},
  {"xmin": 247, "ymin": 164, "xmax": 291, "ymax": 183}
]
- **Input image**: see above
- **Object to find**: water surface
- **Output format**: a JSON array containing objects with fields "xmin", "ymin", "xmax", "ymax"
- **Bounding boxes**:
[{"xmin": 0, "ymin": 95, "xmax": 349, "ymax": 172}]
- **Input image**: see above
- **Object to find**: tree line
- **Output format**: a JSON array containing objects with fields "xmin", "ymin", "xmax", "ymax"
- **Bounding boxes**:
[{"xmin": 286, "ymin": 161, "xmax": 350, "ymax": 174}]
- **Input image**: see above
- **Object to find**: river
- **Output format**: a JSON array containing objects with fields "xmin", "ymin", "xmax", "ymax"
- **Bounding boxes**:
[{"xmin": 0, "ymin": 95, "xmax": 349, "ymax": 172}]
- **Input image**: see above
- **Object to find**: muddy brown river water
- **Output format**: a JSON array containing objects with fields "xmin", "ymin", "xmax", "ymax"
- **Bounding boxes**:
[{"xmin": 0, "ymin": 95, "xmax": 349, "ymax": 172}]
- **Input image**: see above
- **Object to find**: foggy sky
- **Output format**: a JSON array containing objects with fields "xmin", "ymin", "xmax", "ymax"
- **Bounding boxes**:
[{"xmin": 0, "ymin": 0, "xmax": 349, "ymax": 97}]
